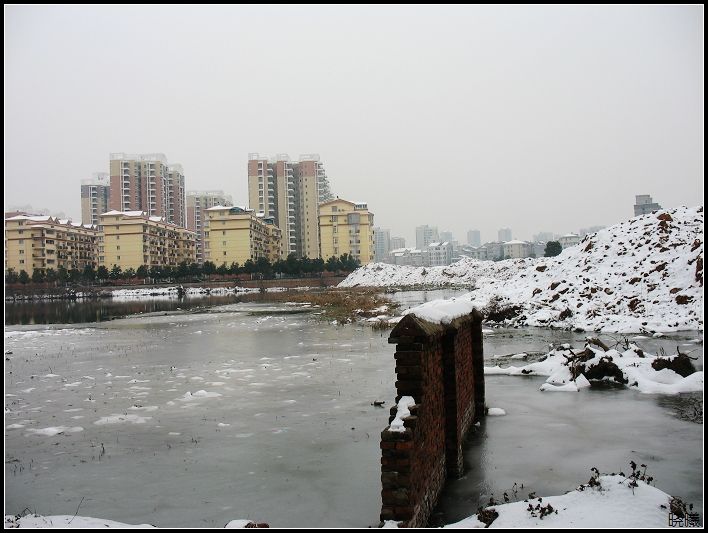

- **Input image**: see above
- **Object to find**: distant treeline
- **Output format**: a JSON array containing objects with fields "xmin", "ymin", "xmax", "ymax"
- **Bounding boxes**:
[{"xmin": 5, "ymin": 253, "xmax": 361, "ymax": 285}]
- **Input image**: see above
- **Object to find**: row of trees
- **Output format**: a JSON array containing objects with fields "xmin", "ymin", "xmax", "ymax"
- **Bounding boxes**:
[{"xmin": 5, "ymin": 253, "xmax": 361, "ymax": 285}]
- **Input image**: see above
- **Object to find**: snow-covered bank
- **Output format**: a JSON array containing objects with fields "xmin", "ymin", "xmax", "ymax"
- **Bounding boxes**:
[
  {"xmin": 4, "ymin": 515, "xmax": 263, "ymax": 528},
  {"xmin": 442, "ymin": 475, "xmax": 680, "ymax": 528},
  {"xmin": 111, "ymin": 286, "xmax": 257, "ymax": 299},
  {"xmin": 4, "ymin": 515, "xmax": 156, "ymax": 528},
  {"xmin": 346, "ymin": 206, "xmax": 703, "ymax": 332},
  {"xmin": 484, "ymin": 342, "xmax": 703, "ymax": 395}
]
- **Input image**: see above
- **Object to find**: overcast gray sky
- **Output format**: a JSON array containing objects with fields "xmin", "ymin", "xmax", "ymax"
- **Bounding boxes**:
[{"xmin": 5, "ymin": 5, "xmax": 703, "ymax": 245}]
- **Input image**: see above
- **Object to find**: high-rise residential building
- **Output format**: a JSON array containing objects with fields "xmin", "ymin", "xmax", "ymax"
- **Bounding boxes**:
[
  {"xmin": 109, "ymin": 153, "xmax": 186, "ymax": 228},
  {"xmin": 80, "ymin": 172, "xmax": 110, "ymax": 226},
  {"xmin": 5, "ymin": 215, "xmax": 98, "ymax": 274},
  {"xmin": 415, "ymin": 225, "xmax": 439, "ymax": 250},
  {"xmin": 373, "ymin": 227, "xmax": 391, "ymax": 263},
  {"xmin": 98, "ymin": 210, "xmax": 196, "ymax": 270},
  {"xmin": 390, "ymin": 236, "xmax": 406, "ymax": 250},
  {"xmin": 440, "ymin": 231, "xmax": 453, "ymax": 243},
  {"xmin": 498, "ymin": 228, "xmax": 512, "ymax": 242},
  {"xmin": 318, "ymin": 199, "xmax": 375, "ymax": 265},
  {"xmin": 187, "ymin": 191, "xmax": 233, "ymax": 264},
  {"xmin": 634, "ymin": 195, "xmax": 661, "ymax": 216},
  {"xmin": 203, "ymin": 206, "xmax": 282, "ymax": 266},
  {"xmin": 166, "ymin": 164, "xmax": 186, "ymax": 229},
  {"xmin": 467, "ymin": 230, "xmax": 481, "ymax": 247},
  {"xmin": 247, "ymin": 153, "xmax": 333, "ymax": 259}
]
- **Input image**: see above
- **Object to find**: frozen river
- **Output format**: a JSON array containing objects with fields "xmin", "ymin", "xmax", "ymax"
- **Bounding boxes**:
[{"xmin": 4, "ymin": 290, "xmax": 703, "ymax": 527}]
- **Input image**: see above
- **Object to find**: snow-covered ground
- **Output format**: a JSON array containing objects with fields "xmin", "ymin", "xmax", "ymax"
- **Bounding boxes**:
[
  {"xmin": 484, "ymin": 342, "xmax": 703, "ymax": 395},
  {"xmin": 442, "ymin": 475, "xmax": 679, "ymax": 528},
  {"xmin": 343, "ymin": 206, "xmax": 704, "ymax": 333}
]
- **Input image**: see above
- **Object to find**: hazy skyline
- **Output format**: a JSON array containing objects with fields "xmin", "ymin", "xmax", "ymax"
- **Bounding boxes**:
[{"xmin": 5, "ymin": 6, "xmax": 703, "ymax": 246}]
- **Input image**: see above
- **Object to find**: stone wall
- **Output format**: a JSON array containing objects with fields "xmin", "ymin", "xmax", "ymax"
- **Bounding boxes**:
[{"xmin": 380, "ymin": 310, "xmax": 484, "ymax": 527}]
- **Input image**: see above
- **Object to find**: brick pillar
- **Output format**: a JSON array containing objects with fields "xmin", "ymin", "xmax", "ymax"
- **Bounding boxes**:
[
  {"xmin": 442, "ymin": 332, "xmax": 463, "ymax": 478},
  {"xmin": 470, "ymin": 309, "xmax": 485, "ymax": 420},
  {"xmin": 381, "ymin": 312, "xmax": 485, "ymax": 527}
]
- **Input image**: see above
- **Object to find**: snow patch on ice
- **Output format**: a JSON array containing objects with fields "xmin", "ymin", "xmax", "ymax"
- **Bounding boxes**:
[{"xmin": 94, "ymin": 414, "xmax": 152, "ymax": 425}]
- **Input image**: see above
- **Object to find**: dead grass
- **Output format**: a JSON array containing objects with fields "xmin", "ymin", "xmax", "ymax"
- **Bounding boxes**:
[{"xmin": 258, "ymin": 288, "xmax": 397, "ymax": 324}]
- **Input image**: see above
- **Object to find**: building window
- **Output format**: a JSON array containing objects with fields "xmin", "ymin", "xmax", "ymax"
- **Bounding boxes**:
[
  {"xmin": 117, "ymin": 256, "xmax": 120, "ymax": 260},
  {"xmin": 19, "ymin": 259, "xmax": 24, "ymax": 264},
  {"xmin": 19, "ymin": 250, "xmax": 24, "ymax": 254},
  {"xmin": 222, "ymin": 231, "xmax": 225, "ymax": 235},
  {"xmin": 116, "ymin": 235, "xmax": 120, "ymax": 240},
  {"xmin": 18, "ymin": 239, "xmax": 24, "ymax": 244},
  {"xmin": 223, "ymin": 251, "xmax": 227, "ymax": 256}
]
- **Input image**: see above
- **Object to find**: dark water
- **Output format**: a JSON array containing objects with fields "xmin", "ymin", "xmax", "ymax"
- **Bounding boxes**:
[{"xmin": 4, "ymin": 293, "xmax": 297, "ymax": 325}]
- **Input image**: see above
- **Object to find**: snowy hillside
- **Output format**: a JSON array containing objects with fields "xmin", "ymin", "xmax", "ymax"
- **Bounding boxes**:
[
  {"xmin": 339, "ymin": 256, "xmax": 532, "ymax": 288},
  {"xmin": 341, "ymin": 206, "xmax": 704, "ymax": 332}
]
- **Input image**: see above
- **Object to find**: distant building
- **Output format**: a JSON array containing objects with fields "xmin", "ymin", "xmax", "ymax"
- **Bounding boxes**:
[
  {"xmin": 558, "ymin": 233, "xmax": 580, "ymax": 249},
  {"xmin": 5, "ymin": 215, "xmax": 98, "ymax": 274},
  {"xmin": 533, "ymin": 231, "xmax": 554, "ymax": 243},
  {"xmin": 390, "ymin": 247, "xmax": 428, "ymax": 267},
  {"xmin": 457, "ymin": 244, "xmax": 489, "ymax": 261},
  {"xmin": 415, "ymin": 225, "xmax": 439, "ymax": 250},
  {"xmin": 109, "ymin": 153, "xmax": 186, "ymax": 228},
  {"xmin": 248, "ymin": 153, "xmax": 333, "ymax": 259},
  {"xmin": 373, "ymin": 227, "xmax": 391, "ymax": 263},
  {"xmin": 80, "ymin": 172, "xmax": 110, "ymax": 226},
  {"xmin": 472, "ymin": 246, "xmax": 489, "ymax": 261},
  {"xmin": 439, "ymin": 231, "xmax": 453, "ymax": 243},
  {"xmin": 318, "ymin": 199, "xmax": 375, "ymax": 265},
  {"xmin": 390, "ymin": 236, "xmax": 406, "ymax": 250},
  {"xmin": 532, "ymin": 242, "xmax": 546, "ymax": 258},
  {"xmin": 486, "ymin": 242, "xmax": 505, "ymax": 261},
  {"xmin": 428, "ymin": 241, "xmax": 453, "ymax": 266},
  {"xmin": 99, "ymin": 210, "xmax": 195, "ymax": 270},
  {"xmin": 498, "ymin": 228, "xmax": 512, "ymax": 242},
  {"xmin": 187, "ymin": 191, "xmax": 233, "ymax": 264},
  {"xmin": 503, "ymin": 240, "xmax": 532, "ymax": 259},
  {"xmin": 203, "ymin": 206, "xmax": 281, "ymax": 266},
  {"xmin": 634, "ymin": 195, "xmax": 661, "ymax": 216},
  {"xmin": 467, "ymin": 229, "xmax": 481, "ymax": 247}
]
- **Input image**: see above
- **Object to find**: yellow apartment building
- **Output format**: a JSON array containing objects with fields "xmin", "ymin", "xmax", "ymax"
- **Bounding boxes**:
[
  {"xmin": 203, "ymin": 206, "xmax": 282, "ymax": 266},
  {"xmin": 5, "ymin": 215, "xmax": 98, "ymax": 274},
  {"xmin": 318, "ymin": 199, "xmax": 375, "ymax": 265},
  {"xmin": 98, "ymin": 211, "xmax": 196, "ymax": 270}
]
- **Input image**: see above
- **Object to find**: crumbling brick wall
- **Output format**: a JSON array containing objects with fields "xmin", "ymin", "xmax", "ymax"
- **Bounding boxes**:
[{"xmin": 380, "ymin": 310, "xmax": 484, "ymax": 527}]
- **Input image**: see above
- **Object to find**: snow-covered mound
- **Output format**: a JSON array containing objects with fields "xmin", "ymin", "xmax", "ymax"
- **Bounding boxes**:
[
  {"xmin": 442, "ymin": 475, "xmax": 678, "ymax": 528},
  {"xmin": 485, "ymin": 342, "xmax": 703, "ymax": 394},
  {"xmin": 347, "ymin": 206, "xmax": 703, "ymax": 332},
  {"xmin": 339, "ymin": 256, "xmax": 532, "ymax": 288},
  {"xmin": 472, "ymin": 206, "xmax": 703, "ymax": 332}
]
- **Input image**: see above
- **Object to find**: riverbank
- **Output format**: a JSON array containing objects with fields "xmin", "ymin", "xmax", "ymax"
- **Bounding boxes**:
[{"xmin": 4, "ymin": 275, "xmax": 348, "ymax": 301}]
